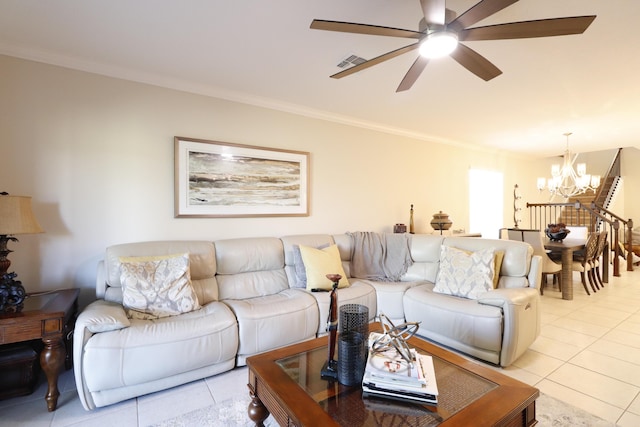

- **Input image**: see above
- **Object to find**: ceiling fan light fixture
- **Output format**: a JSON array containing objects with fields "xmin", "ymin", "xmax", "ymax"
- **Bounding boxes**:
[{"xmin": 419, "ymin": 30, "xmax": 458, "ymax": 58}]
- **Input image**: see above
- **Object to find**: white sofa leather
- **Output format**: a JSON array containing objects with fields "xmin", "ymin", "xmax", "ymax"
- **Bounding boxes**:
[
  {"xmin": 74, "ymin": 241, "xmax": 238, "ymax": 411},
  {"xmin": 213, "ymin": 237, "xmax": 319, "ymax": 365},
  {"xmin": 74, "ymin": 233, "xmax": 541, "ymax": 410},
  {"xmin": 403, "ymin": 237, "xmax": 542, "ymax": 367}
]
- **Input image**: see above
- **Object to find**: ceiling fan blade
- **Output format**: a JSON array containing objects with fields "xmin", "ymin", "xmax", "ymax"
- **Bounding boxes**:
[
  {"xmin": 330, "ymin": 43, "xmax": 420, "ymax": 79},
  {"xmin": 311, "ymin": 19, "xmax": 423, "ymax": 39},
  {"xmin": 449, "ymin": 0, "xmax": 518, "ymax": 30},
  {"xmin": 450, "ymin": 43, "xmax": 502, "ymax": 81},
  {"xmin": 459, "ymin": 16, "xmax": 597, "ymax": 41},
  {"xmin": 420, "ymin": 0, "xmax": 446, "ymax": 25},
  {"xmin": 397, "ymin": 56, "xmax": 430, "ymax": 92}
]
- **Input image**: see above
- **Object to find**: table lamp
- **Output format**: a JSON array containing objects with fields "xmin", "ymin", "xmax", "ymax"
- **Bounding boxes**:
[{"xmin": 0, "ymin": 192, "xmax": 44, "ymax": 313}]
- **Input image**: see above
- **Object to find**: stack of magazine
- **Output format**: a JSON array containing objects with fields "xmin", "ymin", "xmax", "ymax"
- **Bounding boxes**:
[{"xmin": 362, "ymin": 332, "xmax": 438, "ymax": 405}]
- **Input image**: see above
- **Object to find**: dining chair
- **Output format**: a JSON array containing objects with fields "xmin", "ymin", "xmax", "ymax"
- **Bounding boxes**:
[
  {"xmin": 521, "ymin": 229, "xmax": 562, "ymax": 295},
  {"xmin": 563, "ymin": 226, "xmax": 589, "ymax": 261},
  {"xmin": 592, "ymin": 230, "xmax": 608, "ymax": 288},
  {"xmin": 506, "ymin": 228, "xmax": 524, "ymax": 241},
  {"xmin": 565, "ymin": 226, "xmax": 589, "ymax": 239},
  {"xmin": 504, "ymin": 228, "xmax": 542, "ymax": 242},
  {"xmin": 571, "ymin": 233, "xmax": 599, "ymax": 295}
]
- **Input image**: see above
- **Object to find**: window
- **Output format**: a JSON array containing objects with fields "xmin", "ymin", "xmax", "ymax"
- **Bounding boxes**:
[{"xmin": 469, "ymin": 169, "xmax": 503, "ymax": 239}]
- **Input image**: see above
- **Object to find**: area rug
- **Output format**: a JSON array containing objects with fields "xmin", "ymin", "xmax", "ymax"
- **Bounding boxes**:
[{"xmin": 151, "ymin": 393, "xmax": 616, "ymax": 427}]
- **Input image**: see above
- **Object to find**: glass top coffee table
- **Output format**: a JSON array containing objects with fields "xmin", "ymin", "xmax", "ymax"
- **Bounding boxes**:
[{"xmin": 247, "ymin": 325, "xmax": 538, "ymax": 426}]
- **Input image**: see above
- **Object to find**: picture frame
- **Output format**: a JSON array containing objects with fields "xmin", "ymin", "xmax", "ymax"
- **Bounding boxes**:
[{"xmin": 174, "ymin": 137, "xmax": 310, "ymax": 217}]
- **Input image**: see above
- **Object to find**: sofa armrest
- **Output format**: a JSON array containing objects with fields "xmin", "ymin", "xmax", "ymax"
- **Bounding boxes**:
[
  {"xmin": 476, "ymin": 287, "xmax": 537, "ymax": 308},
  {"xmin": 77, "ymin": 299, "xmax": 130, "ymax": 333},
  {"xmin": 477, "ymin": 288, "xmax": 540, "ymax": 367},
  {"xmin": 73, "ymin": 300, "xmax": 130, "ymax": 410}
]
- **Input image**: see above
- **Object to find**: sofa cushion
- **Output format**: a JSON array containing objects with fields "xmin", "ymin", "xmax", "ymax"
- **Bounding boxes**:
[
  {"xmin": 223, "ymin": 289, "xmax": 319, "ymax": 365},
  {"xmin": 404, "ymin": 283, "xmax": 503, "ymax": 355},
  {"xmin": 433, "ymin": 246, "xmax": 495, "ymax": 300},
  {"xmin": 299, "ymin": 244, "xmax": 349, "ymax": 290},
  {"xmin": 366, "ymin": 280, "xmax": 424, "ymax": 324},
  {"xmin": 119, "ymin": 253, "xmax": 201, "ymax": 320},
  {"xmin": 81, "ymin": 301, "xmax": 238, "ymax": 392}
]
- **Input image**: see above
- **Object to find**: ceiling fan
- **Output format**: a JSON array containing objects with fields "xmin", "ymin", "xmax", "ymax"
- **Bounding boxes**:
[{"xmin": 310, "ymin": 0, "xmax": 596, "ymax": 92}]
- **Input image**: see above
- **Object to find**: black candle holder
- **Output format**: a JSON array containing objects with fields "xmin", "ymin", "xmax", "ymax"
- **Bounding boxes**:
[{"xmin": 321, "ymin": 273, "xmax": 341, "ymax": 381}]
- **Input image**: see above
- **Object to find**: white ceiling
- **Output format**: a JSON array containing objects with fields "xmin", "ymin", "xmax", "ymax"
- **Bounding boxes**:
[{"xmin": 1, "ymin": 0, "xmax": 639, "ymax": 157}]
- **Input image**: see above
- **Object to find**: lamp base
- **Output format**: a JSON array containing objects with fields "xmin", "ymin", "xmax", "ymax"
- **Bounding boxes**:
[
  {"xmin": 0, "ymin": 272, "xmax": 26, "ymax": 313},
  {"xmin": 321, "ymin": 359, "xmax": 338, "ymax": 381}
]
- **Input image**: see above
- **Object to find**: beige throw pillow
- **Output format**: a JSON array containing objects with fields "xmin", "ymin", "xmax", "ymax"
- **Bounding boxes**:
[
  {"xmin": 493, "ymin": 250, "xmax": 505, "ymax": 288},
  {"xmin": 434, "ymin": 246, "xmax": 495, "ymax": 300},
  {"xmin": 119, "ymin": 253, "xmax": 201, "ymax": 320},
  {"xmin": 298, "ymin": 244, "xmax": 350, "ymax": 290}
]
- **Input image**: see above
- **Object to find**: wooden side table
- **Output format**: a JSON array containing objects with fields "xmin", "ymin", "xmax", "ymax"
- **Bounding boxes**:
[{"xmin": 0, "ymin": 288, "xmax": 80, "ymax": 411}]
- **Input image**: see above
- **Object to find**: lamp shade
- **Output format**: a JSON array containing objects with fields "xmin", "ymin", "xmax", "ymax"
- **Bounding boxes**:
[{"xmin": 0, "ymin": 195, "xmax": 44, "ymax": 235}]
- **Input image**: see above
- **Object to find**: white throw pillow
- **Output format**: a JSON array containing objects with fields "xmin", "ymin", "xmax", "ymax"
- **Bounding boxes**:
[
  {"xmin": 119, "ymin": 253, "xmax": 201, "ymax": 320},
  {"xmin": 434, "ymin": 246, "xmax": 495, "ymax": 300}
]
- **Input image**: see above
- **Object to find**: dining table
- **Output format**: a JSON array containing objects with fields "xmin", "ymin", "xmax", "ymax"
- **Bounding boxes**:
[{"xmin": 544, "ymin": 237, "xmax": 586, "ymax": 300}]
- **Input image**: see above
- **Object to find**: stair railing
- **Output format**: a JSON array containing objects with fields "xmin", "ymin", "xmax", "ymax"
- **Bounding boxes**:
[
  {"xmin": 593, "ymin": 148, "xmax": 622, "ymax": 209},
  {"xmin": 590, "ymin": 203, "xmax": 635, "ymax": 273}
]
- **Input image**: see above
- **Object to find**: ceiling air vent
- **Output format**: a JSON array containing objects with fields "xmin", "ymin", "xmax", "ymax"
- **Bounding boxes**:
[{"xmin": 337, "ymin": 54, "xmax": 367, "ymax": 69}]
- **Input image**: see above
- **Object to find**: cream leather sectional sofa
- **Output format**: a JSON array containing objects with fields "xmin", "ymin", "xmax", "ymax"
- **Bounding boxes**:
[{"xmin": 73, "ymin": 233, "xmax": 542, "ymax": 410}]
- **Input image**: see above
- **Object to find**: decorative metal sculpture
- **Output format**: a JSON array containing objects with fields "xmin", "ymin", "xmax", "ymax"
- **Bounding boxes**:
[{"xmin": 370, "ymin": 314, "xmax": 420, "ymax": 366}]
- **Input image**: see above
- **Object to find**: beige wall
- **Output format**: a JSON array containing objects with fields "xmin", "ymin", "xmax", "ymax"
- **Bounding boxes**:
[{"xmin": 0, "ymin": 55, "xmax": 625, "ymax": 303}]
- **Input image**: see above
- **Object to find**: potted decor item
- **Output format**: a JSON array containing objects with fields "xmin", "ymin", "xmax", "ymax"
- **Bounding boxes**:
[
  {"xmin": 546, "ymin": 223, "xmax": 571, "ymax": 241},
  {"xmin": 430, "ymin": 211, "xmax": 453, "ymax": 233}
]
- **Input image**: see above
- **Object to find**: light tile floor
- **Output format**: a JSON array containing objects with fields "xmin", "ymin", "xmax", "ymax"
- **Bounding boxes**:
[{"xmin": 1, "ymin": 267, "xmax": 639, "ymax": 426}]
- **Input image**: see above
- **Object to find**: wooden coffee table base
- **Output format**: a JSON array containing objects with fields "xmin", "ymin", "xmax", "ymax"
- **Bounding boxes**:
[
  {"xmin": 247, "ymin": 325, "xmax": 538, "ymax": 427},
  {"xmin": 247, "ymin": 386, "xmax": 269, "ymax": 427}
]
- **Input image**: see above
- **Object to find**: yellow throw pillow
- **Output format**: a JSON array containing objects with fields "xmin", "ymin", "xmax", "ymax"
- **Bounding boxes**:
[
  {"xmin": 493, "ymin": 250, "xmax": 505, "ymax": 288},
  {"xmin": 298, "ymin": 244, "xmax": 350, "ymax": 290}
]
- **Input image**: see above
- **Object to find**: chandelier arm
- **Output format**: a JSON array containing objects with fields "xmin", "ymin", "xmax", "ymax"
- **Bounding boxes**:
[{"xmin": 537, "ymin": 133, "xmax": 599, "ymax": 199}]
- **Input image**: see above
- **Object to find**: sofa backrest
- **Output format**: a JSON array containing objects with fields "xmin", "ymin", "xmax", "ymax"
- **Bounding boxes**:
[
  {"xmin": 97, "ymin": 234, "xmax": 536, "ymax": 304},
  {"xmin": 214, "ymin": 237, "xmax": 289, "ymax": 300},
  {"xmin": 100, "ymin": 240, "xmax": 219, "ymax": 304},
  {"xmin": 402, "ymin": 234, "xmax": 444, "ymax": 283}
]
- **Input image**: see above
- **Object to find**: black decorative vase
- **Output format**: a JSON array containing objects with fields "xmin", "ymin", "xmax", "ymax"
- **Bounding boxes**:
[{"xmin": 337, "ymin": 304, "xmax": 369, "ymax": 386}]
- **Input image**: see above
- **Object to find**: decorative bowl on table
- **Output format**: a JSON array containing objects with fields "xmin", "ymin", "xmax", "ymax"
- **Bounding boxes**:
[{"xmin": 545, "ymin": 223, "xmax": 570, "ymax": 242}]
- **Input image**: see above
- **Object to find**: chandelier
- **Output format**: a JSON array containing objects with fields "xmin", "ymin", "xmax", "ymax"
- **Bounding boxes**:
[{"xmin": 537, "ymin": 133, "xmax": 601, "ymax": 199}]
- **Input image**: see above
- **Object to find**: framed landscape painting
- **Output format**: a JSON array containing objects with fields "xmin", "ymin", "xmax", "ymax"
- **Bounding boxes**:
[{"xmin": 175, "ymin": 137, "xmax": 310, "ymax": 217}]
